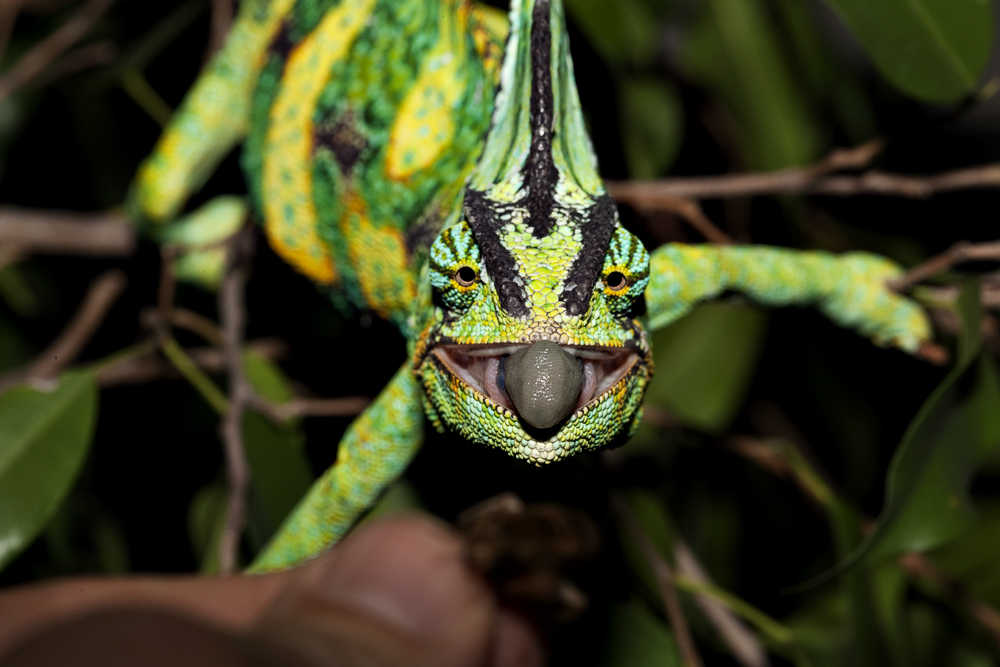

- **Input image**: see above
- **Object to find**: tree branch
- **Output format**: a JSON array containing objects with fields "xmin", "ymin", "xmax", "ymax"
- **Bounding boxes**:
[
  {"xmin": 217, "ymin": 227, "xmax": 252, "ymax": 575},
  {"xmin": 96, "ymin": 338, "xmax": 287, "ymax": 387},
  {"xmin": 0, "ymin": 0, "xmax": 116, "ymax": 102},
  {"xmin": 607, "ymin": 149, "xmax": 1000, "ymax": 208},
  {"xmin": 0, "ymin": 269, "xmax": 126, "ymax": 393},
  {"xmin": 249, "ymin": 394, "xmax": 370, "ymax": 422},
  {"xmin": 0, "ymin": 208, "xmax": 134, "ymax": 256},
  {"xmin": 611, "ymin": 494, "xmax": 704, "ymax": 667},
  {"xmin": 887, "ymin": 240, "xmax": 1000, "ymax": 292},
  {"xmin": 673, "ymin": 540, "xmax": 769, "ymax": 667}
]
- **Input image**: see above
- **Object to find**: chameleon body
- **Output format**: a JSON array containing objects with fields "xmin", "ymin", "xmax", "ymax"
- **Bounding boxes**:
[{"xmin": 131, "ymin": 0, "xmax": 931, "ymax": 572}]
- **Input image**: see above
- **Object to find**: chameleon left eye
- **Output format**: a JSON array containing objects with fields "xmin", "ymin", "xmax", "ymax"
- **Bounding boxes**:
[
  {"xmin": 454, "ymin": 266, "xmax": 477, "ymax": 287},
  {"xmin": 606, "ymin": 271, "xmax": 628, "ymax": 291}
]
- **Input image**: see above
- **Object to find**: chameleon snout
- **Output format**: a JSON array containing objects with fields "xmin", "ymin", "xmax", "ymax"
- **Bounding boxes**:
[
  {"xmin": 431, "ymin": 341, "xmax": 639, "ymax": 433},
  {"xmin": 502, "ymin": 341, "xmax": 583, "ymax": 429}
]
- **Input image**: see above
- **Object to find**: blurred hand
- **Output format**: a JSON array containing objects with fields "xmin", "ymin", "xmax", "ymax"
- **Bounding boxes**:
[{"xmin": 0, "ymin": 515, "xmax": 544, "ymax": 667}]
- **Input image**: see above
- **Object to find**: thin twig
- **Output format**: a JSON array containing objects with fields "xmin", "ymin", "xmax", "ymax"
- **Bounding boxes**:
[
  {"xmin": 217, "ymin": 227, "xmax": 253, "ymax": 575},
  {"xmin": 887, "ymin": 240, "xmax": 1000, "ymax": 292},
  {"xmin": 159, "ymin": 337, "xmax": 229, "ymax": 414},
  {"xmin": 607, "ymin": 161, "xmax": 1000, "ymax": 207},
  {"xmin": 169, "ymin": 307, "xmax": 224, "ymax": 344},
  {"xmin": 249, "ymin": 394, "xmax": 370, "ymax": 422},
  {"xmin": 0, "ymin": 269, "xmax": 126, "ymax": 393},
  {"xmin": 0, "ymin": 0, "xmax": 116, "ymax": 102},
  {"xmin": 96, "ymin": 338, "xmax": 287, "ymax": 388},
  {"xmin": 0, "ymin": 208, "xmax": 134, "ymax": 256},
  {"xmin": 674, "ymin": 540, "xmax": 769, "ymax": 667},
  {"xmin": 629, "ymin": 195, "xmax": 734, "ymax": 244},
  {"xmin": 612, "ymin": 494, "xmax": 703, "ymax": 667},
  {"xmin": 28, "ymin": 40, "xmax": 116, "ymax": 89}
]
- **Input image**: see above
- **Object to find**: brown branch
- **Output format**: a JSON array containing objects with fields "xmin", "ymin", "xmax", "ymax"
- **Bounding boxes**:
[
  {"xmin": 612, "ymin": 494, "xmax": 703, "ymax": 667},
  {"xmin": 217, "ymin": 227, "xmax": 252, "ymax": 575},
  {"xmin": 249, "ymin": 394, "xmax": 370, "ymax": 422},
  {"xmin": 0, "ymin": 208, "xmax": 134, "ymax": 256},
  {"xmin": 674, "ymin": 540, "xmax": 769, "ymax": 667},
  {"xmin": 626, "ymin": 195, "xmax": 733, "ymax": 244},
  {"xmin": 607, "ymin": 155, "xmax": 1000, "ymax": 208},
  {"xmin": 887, "ymin": 240, "xmax": 1000, "ymax": 292},
  {"xmin": 0, "ymin": 269, "xmax": 126, "ymax": 393},
  {"xmin": 29, "ymin": 40, "xmax": 116, "ymax": 89},
  {"xmin": 0, "ymin": 0, "xmax": 116, "ymax": 102},
  {"xmin": 96, "ymin": 338, "xmax": 288, "ymax": 388}
]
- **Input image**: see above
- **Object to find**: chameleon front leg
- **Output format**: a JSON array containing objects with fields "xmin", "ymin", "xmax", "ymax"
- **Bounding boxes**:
[
  {"xmin": 132, "ymin": 0, "xmax": 295, "ymax": 224},
  {"xmin": 249, "ymin": 364, "xmax": 425, "ymax": 573},
  {"xmin": 646, "ymin": 243, "xmax": 931, "ymax": 353}
]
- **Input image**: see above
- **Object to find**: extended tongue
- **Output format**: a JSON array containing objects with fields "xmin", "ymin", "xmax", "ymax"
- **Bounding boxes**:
[{"xmin": 503, "ymin": 341, "xmax": 582, "ymax": 429}]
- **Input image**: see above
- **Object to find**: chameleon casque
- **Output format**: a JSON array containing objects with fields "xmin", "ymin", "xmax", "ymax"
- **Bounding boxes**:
[{"xmin": 131, "ymin": 0, "xmax": 932, "ymax": 572}]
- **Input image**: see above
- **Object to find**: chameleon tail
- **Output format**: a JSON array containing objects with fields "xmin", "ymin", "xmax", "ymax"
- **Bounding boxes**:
[
  {"xmin": 132, "ymin": 0, "xmax": 296, "ymax": 224},
  {"xmin": 248, "ymin": 364, "xmax": 425, "ymax": 573},
  {"xmin": 646, "ymin": 243, "xmax": 932, "ymax": 354}
]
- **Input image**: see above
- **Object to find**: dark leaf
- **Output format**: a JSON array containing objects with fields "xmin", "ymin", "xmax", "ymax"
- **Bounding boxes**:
[
  {"xmin": 646, "ymin": 304, "xmax": 767, "ymax": 434},
  {"xmin": 0, "ymin": 371, "xmax": 98, "ymax": 571},
  {"xmin": 850, "ymin": 281, "xmax": 1000, "ymax": 566},
  {"xmin": 819, "ymin": 0, "xmax": 993, "ymax": 103}
]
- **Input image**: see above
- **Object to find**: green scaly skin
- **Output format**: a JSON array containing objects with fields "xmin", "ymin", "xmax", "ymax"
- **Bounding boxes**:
[{"xmin": 130, "ymin": 0, "xmax": 932, "ymax": 572}]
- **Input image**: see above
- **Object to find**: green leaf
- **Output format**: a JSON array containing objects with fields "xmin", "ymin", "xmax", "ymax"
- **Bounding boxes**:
[
  {"xmin": 187, "ymin": 481, "xmax": 227, "ymax": 574},
  {"xmin": 819, "ymin": 0, "xmax": 993, "ymax": 103},
  {"xmin": 619, "ymin": 77, "xmax": 684, "ymax": 178},
  {"xmin": 646, "ymin": 303, "xmax": 767, "ymax": 434},
  {"xmin": 0, "ymin": 371, "xmax": 98, "ymax": 572},
  {"xmin": 241, "ymin": 351, "xmax": 313, "ymax": 551},
  {"xmin": 851, "ymin": 281, "xmax": 1000, "ymax": 566},
  {"xmin": 243, "ymin": 411, "xmax": 313, "ymax": 550},
  {"xmin": 243, "ymin": 349, "xmax": 295, "ymax": 405},
  {"xmin": 600, "ymin": 602, "xmax": 683, "ymax": 667},
  {"xmin": 680, "ymin": 0, "xmax": 819, "ymax": 169}
]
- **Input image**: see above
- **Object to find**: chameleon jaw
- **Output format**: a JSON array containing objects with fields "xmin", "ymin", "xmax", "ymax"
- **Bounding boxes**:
[{"xmin": 432, "ymin": 343, "xmax": 640, "ymax": 424}]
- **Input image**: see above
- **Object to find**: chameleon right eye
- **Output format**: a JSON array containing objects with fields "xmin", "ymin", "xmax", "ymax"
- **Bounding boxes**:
[
  {"xmin": 606, "ymin": 271, "xmax": 628, "ymax": 291},
  {"xmin": 455, "ymin": 266, "xmax": 478, "ymax": 286}
]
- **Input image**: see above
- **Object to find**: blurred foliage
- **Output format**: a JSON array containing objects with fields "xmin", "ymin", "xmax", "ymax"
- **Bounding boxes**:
[{"xmin": 0, "ymin": 0, "xmax": 999, "ymax": 666}]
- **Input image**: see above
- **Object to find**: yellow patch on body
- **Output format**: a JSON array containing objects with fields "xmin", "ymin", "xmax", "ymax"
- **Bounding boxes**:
[
  {"xmin": 262, "ymin": 0, "xmax": 377, "ymax": 285},
  {"xmin": 386, "ymin": 1, "xmax": 468, "ymax": 180},
  {"xmin": 342, "ymin": 192, "xmax": 417, "ymax": 319}
]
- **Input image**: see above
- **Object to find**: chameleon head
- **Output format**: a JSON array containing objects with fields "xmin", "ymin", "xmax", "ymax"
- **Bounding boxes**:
[
  {"xmin": 412, "ymin": 215, "xmax": 652, "ymax": 465},
  {"xmin": 412, "ymin": 0, "xmax": 652, "ymax": 464}
]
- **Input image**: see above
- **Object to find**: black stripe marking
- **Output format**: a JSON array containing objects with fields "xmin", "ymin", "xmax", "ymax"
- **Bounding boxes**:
[
  {"xmin": 464, "ymin": 189, "xmax": 530, "ymax": 318},
  {"xmin": 269, "ymin": 20, "xmax": 294, "ymax": 58},
  {"xmin": 561, "ymin": 194, "xmax": 618, "ymax": 316},
  {"xmin": 521, "ymin": 0, "xmax": 558, "ymax": 239}
]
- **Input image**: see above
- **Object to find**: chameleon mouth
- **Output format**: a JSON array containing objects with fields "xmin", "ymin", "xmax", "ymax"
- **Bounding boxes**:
[{"xmin": 432, "ymin": 343, "xmax": 639, "ymax": 422}]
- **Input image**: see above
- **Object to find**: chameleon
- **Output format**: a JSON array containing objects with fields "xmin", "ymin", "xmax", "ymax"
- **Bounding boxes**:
[{"xmin": 130, "ymin": 0, "xmax": 932, "ymax": 572}]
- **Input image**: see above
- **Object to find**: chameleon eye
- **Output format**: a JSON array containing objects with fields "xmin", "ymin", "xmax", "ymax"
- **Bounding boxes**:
[
  {"xmin": 454, "ymin": 266, "xmax": 478, "ymax": 287},
  {"xmin": 606, "ymin": 271, "xmax": 628, "ymax": 292}
]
